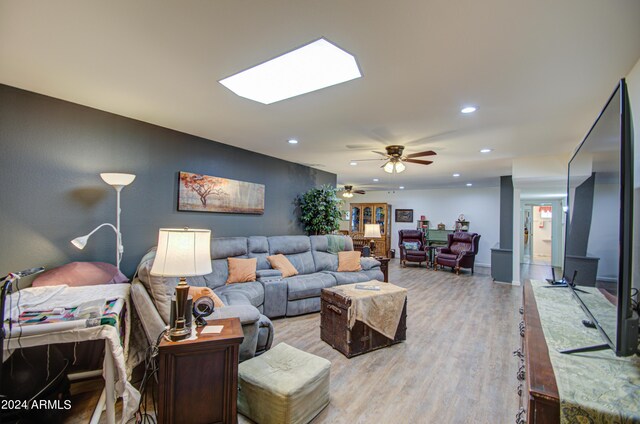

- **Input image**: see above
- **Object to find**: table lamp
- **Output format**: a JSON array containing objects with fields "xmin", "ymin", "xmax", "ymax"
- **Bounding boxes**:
[
  {"xmin": 150, "ymin": 228, "xmax": 212, "ymax": 341},
  {"xmin": 71, "ymin": 172, "xmax": 136, "ymax": 271},
  {"xmin": 364, "ymin": 223, "xmax": 382, "ymax": 257}
]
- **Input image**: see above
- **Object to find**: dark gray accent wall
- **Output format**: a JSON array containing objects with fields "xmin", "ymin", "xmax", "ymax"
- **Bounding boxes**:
[
  {"xmin": 499, "ymin": 176, "xmax": 514, "ymax": 249},
  {"xmin": 0, "ymin": 84, "xmax": 336, "ymax": 277}
]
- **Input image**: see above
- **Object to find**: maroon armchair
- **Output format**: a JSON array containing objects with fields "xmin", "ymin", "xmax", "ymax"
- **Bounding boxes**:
[
  {"xmin": 398, "ymin": 230, "xmax": 429, "ymax": 268},
  {"xmin": 435, "ymin": 232, "xmax": 481, "ymax": 274}
]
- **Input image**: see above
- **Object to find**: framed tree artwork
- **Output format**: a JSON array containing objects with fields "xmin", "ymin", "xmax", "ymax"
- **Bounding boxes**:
[
  {"xmin": 395, "ymin": 209, "xmax": 413, "ymax": 223},
  {"xmin": 178, "ymin": 171, "xmax": 265, "ymax": 214}
]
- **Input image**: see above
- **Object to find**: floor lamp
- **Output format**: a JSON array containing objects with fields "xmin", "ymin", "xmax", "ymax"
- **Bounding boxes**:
[{"xmin": 71, "ymin": 173, "xmax": 136, "ymax": 271}]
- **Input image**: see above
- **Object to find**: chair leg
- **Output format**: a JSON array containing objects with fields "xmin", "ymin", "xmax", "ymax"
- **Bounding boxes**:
[{"xmin": 455, "ymin": 267, "xmax": 460, "ymax": 275}]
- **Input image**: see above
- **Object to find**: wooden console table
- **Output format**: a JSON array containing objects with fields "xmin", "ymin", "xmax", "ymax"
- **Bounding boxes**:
[
  {"xmin": 519, "ymin": 280, "xmax": 560, "ymax": 424},
  {"xmin": 158, "ymin": 318, "xmax": 244, "ymax": 424},
  {"xmin": 519, "ymin": 281, "xmax": 640, "ymax": 424}
]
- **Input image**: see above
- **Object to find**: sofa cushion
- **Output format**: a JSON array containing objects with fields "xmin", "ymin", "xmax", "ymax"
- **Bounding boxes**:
[
  {"xmin": 268, "ymin": 235, "xmax": 311, "ymax": 255},
  {"xmin": 189, "ymin": 286, "xmax": 225, "ymax": 308},
  {"xmin": 227, "ymin": 257, "xmax": 257, "ymax": 284},
  {"xmin": 310, "ymin": 235, "xmax": 339, "ymax": 272},
  {"xmin": 248, "ymin": 236, "xmax": 271, "ymax": 270},
  {"xmin": 360, "ymin": 257, "xmax": 381, "ymax": 271},
  {"xmin": 322, "ymin": 270, "xmax": 380, "ymax": 285},
  {"xmin": 211, "ymin": 237, "xmax": 248, "ymax": 260},
  {"xmin": 337, "ymin": 251, "xmax": 362, "ymax": 272},
  {"xmin": 215, "ymin": 281, "xmax": 264, "ymax": 308},
  {"xmin": 286, "ymin": 273, "xmax": 336, "ymax": 301},
  {"xmin": 267, "ymin": 254, "xmax": 298, "ymax": 278}
]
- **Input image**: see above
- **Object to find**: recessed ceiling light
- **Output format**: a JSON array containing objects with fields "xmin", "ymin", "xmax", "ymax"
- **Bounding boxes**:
[
  {"xmin": 452, "ymin": 173, "xmax": 460, "ymax": 177},
  {"xmin": 219, "ymin": 38, "xmax": 362, "ymax": 104},
  {"xmin": 461, "ymin": 106, "xmax": 477, "ymax": 114},
  {"xmin": 399, "ymin": 186, "xmax": 405, "ymax": 190},
  {"xmin": 480, "ymin": 148, "xmax": 492, "ymax": 153},
  {"xmin": 466, "ymin": 183, "xmax": 473, "ymax": 187},
  {"xmin": 350, "ymin": 161, "xmax": 358, "ymax": 166},
  {"xmin": 373, "ymin": 178, "xmax": 379, "ymax": 182},
  {"xmin": 288, "ymin": 139, "xmax": 298, "ymax": 144}
]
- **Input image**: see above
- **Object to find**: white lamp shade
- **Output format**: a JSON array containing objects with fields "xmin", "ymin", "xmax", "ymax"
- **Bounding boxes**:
[
  {"xmin": 364, "ymin": 223, "xmax": 382, "ymax": 238},
  {"xmin": 71, "ymin": 235, "xmax": 89, "ymax": 250},
  {"xmin": 150, "ymin": 228, "xmax": 212, "ymax": 277},
  {"xmin": 383, "ymin": 161, "xmax": 394, "ymax": 173},
  {"xmin": 100, "ymin": 173, "xmax": 136, "ymax": 187},
  {"xmin": 395, "ymin": 161, "xmax": 406, "ymax": 173}
]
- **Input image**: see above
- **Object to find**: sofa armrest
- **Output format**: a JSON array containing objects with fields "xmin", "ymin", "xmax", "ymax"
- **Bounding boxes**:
[
  {"xmin": 360, "ymin": 257, "xmax": 381, "ymax": 271},
  {"xmin": 258, "ymin": 279, "xmax": 287, "ymax": 318},
  {"xmin": 211, "ymin": 304, "xmax": 260, "ymax": 325},
  {"xmin": 256, "ymin": 269, "xmax": 283, "ymax": 280},
  {"xmin": 131, "ymin": 280, "xmax": 167, "ymax": 345}
]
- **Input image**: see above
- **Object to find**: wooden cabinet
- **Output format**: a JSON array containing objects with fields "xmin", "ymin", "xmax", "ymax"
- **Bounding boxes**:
[
  {"xmin": 158, "ymin": 318, "xmax": 244, "ymax": 424},
  {"xmin": 349, "ymin": 203, "xmax": 391, "ymax": 257},
  {"xmin": 519, "ymin": 281, "xmax": 560, "ymax": 424}
]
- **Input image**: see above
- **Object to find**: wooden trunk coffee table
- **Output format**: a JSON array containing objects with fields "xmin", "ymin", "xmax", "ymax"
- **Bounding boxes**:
[{"xmin": 320, "ymin": 282, "xmax": 407, "ymax": 358}]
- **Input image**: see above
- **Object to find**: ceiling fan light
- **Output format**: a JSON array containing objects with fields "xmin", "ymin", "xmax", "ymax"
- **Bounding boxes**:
[
  {"xmin": 383, "ymin": 161, "xmax": 394, "ymax": 173},
  {"xmin": 395, "ymin": 161, "xmax": 406, "ymax": 173},
  {"xmin": 343, "ymin": 192, "xmax": 354, "ymax": 198}
]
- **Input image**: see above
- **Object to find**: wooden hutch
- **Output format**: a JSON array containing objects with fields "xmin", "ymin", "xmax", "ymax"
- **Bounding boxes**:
[{"xmin": 349, "ymin": 203, "xmax": 392, "ymax": 257}]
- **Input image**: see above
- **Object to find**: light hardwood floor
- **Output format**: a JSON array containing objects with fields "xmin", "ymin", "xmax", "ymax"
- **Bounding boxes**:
[{"xmin": 65, "ymin": 260, "xmax": 522, "ymax": 424}]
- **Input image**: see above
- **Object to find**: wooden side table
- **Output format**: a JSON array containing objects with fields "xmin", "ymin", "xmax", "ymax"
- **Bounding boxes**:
[
  {"xmin": 158, "ymin": 318, "xmax": 244, "ymax": 424},
  {"xmin": 375, "ymin": 256, "xmax": 390, "ymax": 282}
]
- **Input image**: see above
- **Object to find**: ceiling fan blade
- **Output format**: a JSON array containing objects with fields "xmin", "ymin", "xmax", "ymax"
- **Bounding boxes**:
[
  {"xmin": 406, "ymin": 150, "xmax": 437, "ymax": 158},
  {"xmin": 352, "ymin": 158, "xmax": 387, "ymax": 162},
  {"xmin": 404, "ymin": 159, "xmax": 434, "ymax": 165},
  {"xmin": 354, "ymin": 190, "xmax": 366, "ymax": 194}
]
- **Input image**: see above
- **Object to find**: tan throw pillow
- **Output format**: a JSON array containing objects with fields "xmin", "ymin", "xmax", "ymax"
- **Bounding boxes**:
[
  {"xmin": 338, "ymin": 251, "xmax": 362, "ymax": 272},
  {"xmin": 267, "ymin": 254, "xmax": 299, "ymax": 278},
  {"xmin": 188, "ymin": 286, "xmax": 225, "ymax": 309},
  {"xmin": 226, "ymin": 257, "xmax": 257, "ymax": 284}
]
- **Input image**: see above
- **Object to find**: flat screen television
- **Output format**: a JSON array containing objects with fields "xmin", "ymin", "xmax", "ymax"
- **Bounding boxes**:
[{"xmin": 564, "ymin": 78, "xmax": 638, "ymax": 356}]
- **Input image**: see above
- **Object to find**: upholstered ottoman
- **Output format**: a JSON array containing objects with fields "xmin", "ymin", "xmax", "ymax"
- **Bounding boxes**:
[{"xmin": 237, "ymin": 343, "xmax": 331, "ymax": 424}]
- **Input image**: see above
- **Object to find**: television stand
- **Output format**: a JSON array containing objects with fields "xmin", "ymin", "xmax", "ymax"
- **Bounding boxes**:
[
  {"xmin": 559, "ymin": 343, "xmax": 609, "ymax": 355},
  {"xmin": 520, "ymin": 280, "xmax": 640, "ymax": 424},
  {"xmin": 542, "ymin": 284, "xmax": 589, "ymax": 294}
]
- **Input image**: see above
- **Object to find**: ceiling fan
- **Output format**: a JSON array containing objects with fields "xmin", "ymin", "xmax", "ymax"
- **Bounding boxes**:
[
  {"xmin": 353, "ymin": 145, "xmax": 436, "ymax": 173},
  {"xmin": 341, "ymin": 185, "xmax": 365, "ymax": 198}
]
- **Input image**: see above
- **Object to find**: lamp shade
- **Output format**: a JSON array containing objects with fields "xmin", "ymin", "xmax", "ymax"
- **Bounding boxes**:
[
  {"xmin": 364, "ymin": 223, "xmax": 382, "ymax": 238},
  {"xmin": 150, "ymin": 228, "xmax": 212, "ymax": 277},
  {"xmin": 100, "ymin": 173, "xmax": 136, "ymax": 187}
]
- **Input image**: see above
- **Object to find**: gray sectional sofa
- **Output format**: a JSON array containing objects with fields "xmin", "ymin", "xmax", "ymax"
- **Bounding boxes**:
[{"xmin": 131, "ymin": 234, "xmax": 383, "ymax": 360}]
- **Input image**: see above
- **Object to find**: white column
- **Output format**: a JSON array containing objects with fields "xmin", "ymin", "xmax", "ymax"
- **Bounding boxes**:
[{"xmin": 512, "ymin": 188, "xmax": 521, "ymax": 285}]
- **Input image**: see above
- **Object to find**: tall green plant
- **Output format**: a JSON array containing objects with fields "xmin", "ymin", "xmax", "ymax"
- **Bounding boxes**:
[{"xmin": 298, "ymin": 185, "xmax": 343, "ymax": 235}]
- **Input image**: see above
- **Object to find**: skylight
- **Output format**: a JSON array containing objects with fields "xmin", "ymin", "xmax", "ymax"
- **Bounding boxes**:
[{"xmin": 219, "ymin": 38, "xmax": 362, "ymax": 104}]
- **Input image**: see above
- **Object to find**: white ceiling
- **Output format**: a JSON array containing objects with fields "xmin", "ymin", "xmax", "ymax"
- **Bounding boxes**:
[{"xmin": 1, "ymin": 0, "xmax": 639, "ymax": 192}]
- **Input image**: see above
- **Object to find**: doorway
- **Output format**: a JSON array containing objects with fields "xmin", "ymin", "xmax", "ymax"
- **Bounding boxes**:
[{"xmin": 520, "ymin": 200, "xmax": 563, "ymax": 267}]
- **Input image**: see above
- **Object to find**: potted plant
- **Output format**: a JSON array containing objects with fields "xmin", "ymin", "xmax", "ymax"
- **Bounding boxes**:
[{"xmin": 298, "ymin": 185, "xmax": 343, "ymax": 235}]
